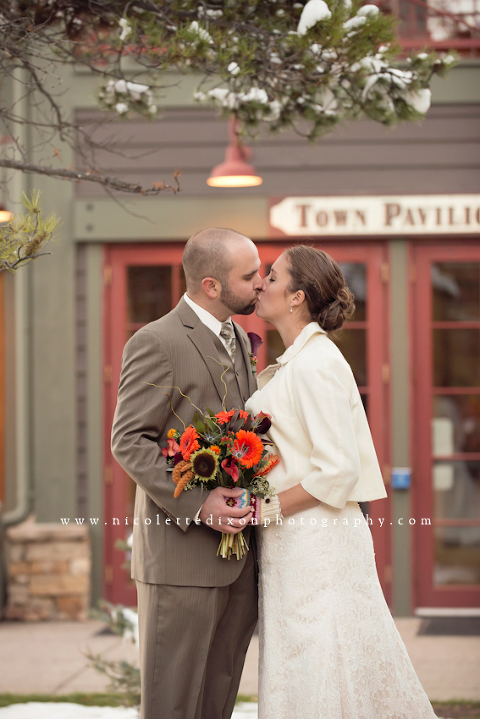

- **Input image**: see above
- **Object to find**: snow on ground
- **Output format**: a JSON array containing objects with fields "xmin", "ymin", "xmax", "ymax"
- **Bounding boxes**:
[{"xmin": 0, "ymin": 702, "xmax": 258, "ymax": 718}]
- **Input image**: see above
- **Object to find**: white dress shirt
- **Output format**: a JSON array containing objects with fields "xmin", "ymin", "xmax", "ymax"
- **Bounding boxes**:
[{"xmin": 246, "ymin": 322, "xmax": 387, "ymax": 508}]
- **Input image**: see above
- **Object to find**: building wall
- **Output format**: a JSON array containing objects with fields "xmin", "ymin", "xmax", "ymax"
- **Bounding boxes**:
[{"xmin": 4, "ymin": 60, "xmax": 480, "ymax": 608}]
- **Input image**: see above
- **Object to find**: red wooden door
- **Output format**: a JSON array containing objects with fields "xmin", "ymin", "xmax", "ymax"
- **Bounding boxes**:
[
  {"xmin": 412, "ymin": 242, "xmax": 480, "ymax": 608},
  {"xmin": 104, "ymin": 241, "xmax": 391, "ymax": 605},
  {"xmin": 103, "ymin": 244, "xmax": 186, "ymax": 605},
  {"xmin": 249, "ymin": 243, "xmax": 392, "ymax": 602}
]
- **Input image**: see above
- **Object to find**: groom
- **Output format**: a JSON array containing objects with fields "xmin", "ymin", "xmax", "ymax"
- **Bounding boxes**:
[{"xmin": 111, "ymin": 228, "xmax": 264, "ymax": 719}]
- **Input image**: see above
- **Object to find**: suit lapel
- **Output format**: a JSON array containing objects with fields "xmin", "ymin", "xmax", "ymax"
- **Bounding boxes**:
[
  {"xmin": 188, "ymin": 326, "xmax": 233, "ymax": 406},
  {"xmin": 176, "ymin": 298, "xmax": 232, "ymax": 406},
  {"xmin": 234, "ymin": 325, "xmax": 258, "ymax": 396}
]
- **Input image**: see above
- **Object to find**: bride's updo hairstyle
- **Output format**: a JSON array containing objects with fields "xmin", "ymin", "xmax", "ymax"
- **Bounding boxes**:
[{"xmin": 285, "ymin": 245, "xmax": 355, "ymax": 332}]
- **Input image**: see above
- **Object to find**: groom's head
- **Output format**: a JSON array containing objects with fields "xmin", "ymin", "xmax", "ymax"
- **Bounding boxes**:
[{"xmin": 183, "ymin": 227, "xmax": 263, "ymax": 319}]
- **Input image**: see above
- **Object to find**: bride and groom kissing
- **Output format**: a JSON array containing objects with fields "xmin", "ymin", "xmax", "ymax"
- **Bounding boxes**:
[{"xmin": 111, "ymin": 228, "xmax": 437, "ymax": 719}]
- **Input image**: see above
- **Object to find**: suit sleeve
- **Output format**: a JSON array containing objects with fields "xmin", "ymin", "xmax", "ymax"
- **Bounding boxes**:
[
  {"xmin": 293, "ymin": 353, "xmax": 362, "ymax": 509},
  {"xmin": 111, "ymin": 329, "xmax": 208, "ymax": 532}
]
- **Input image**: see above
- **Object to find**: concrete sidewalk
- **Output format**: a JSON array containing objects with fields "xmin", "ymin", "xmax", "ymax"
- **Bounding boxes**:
[{"xmin": 0, "ymin": 618, "xmax": 479, "ymax": 702}]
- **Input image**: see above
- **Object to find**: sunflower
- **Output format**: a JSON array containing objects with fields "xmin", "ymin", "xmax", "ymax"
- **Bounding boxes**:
[
  {"xmin": 179, "ymin": 426, "xmax": 200, "ymax": 461},
  {"xmin": 233, "ymin": 429, "xmax": 264, "ymax": 469},
  {"xmin": 190, "ymin": 448, "xmax": 219, "ymax": 482}
]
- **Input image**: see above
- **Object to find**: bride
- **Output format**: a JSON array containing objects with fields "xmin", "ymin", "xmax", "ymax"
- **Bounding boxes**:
[{"xmin": 246, "ymin": 246, "xmax": 437, "ymax": 719}]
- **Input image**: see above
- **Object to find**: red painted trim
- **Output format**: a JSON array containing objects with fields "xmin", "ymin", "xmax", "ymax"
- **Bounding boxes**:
[
  {"xmin": 103, "ymin": 244, "xmax": 187, "ymax": 606},
  {"xmin": 433, "ymin": 387, "xmax": 480, "ymax": 395},
  {"xmin": 400, "ymin": 38, "xmax": 480, "ymax": 52},
  {"xmin": 412, "ymin": 240, "xmax": 480, "ymax": 608},
  {"xmin": 103, "ymin": 241, "xmax": 392, "ymax": 605},
  {"xmin": 0, "ymin": 273, "xmax": 4, "ymax": 504},
  {"xmin": 247, "ymin": 241, "xmax": 392, "ymax": 603}
]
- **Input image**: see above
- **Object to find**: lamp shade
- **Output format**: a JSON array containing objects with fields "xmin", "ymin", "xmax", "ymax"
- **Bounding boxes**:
[
  {"xmin": 0, "ymin": 205, "xmax": 12, "ymax": 222},
  {"xmin": 207, "ymin": 117, "xmax": 262, "ymax": 188}
]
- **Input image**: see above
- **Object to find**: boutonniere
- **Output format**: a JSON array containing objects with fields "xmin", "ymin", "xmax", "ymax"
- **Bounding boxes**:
[{"xmin": 247, "ymin": 332, "xmax": 263, "ymax": 374}]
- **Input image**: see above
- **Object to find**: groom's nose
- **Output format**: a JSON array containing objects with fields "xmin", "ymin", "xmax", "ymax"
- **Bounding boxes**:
[{"xmin": 254, "ymin": 273, "xmax": 266, "ymax": 292}]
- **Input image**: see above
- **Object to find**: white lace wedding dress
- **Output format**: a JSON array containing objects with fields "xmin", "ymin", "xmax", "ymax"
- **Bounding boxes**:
[
  {"xmin": 254, "ymin": 501, "xmax": 436, "ymax": 719},
  {"xmin": 246, "ymin": 340, "xmax": 437, "ymax": 718}
]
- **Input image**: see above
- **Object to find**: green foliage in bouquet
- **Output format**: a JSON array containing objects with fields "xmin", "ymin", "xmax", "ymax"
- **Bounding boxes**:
[{"xmin": 168, "ymin": 408, "xmax": 278, "ymax": 499}]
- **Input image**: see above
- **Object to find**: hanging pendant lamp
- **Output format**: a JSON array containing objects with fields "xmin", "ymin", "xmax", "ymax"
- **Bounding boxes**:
[
  {"xmin": 0, "ymin": 204, "xmax": 12, "ymax": 222},
  {"xmin": 207, "ymin": 116, "xmax": 262, "ymax": 188}
]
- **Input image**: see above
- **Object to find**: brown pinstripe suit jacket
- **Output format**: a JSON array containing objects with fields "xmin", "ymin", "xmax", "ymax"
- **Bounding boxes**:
[{"xmin": 111, "ymin": 297, "xmax": 258, "ymax": 586}]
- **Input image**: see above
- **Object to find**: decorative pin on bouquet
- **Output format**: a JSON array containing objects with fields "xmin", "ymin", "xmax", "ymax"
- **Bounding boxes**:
[{"xmin": 163, "ymin": 408, "xmax": 278, "ymax": 560}]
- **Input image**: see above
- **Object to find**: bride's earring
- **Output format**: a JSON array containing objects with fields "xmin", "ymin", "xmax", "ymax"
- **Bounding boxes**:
[{"xmin": 290, "ymin": 303, "xmax": 293, "ymax": 313}]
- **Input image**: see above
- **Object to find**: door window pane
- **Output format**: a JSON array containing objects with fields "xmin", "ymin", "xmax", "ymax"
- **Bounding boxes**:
[
  {"xmin": 433, "ymin": 460, "xmax": 480, "ymax": 521},
  {"xmin": 266, "ymin": 327, "xmax": 284, "ymax": 366},
  {"xmin": 128, "ymin": 266, "xmax": 172, "ymax": 324},
  {"xmin": 433, "ymin": 329, "xmax": 480, "ymax": 387},
  {"xmin": 267, "ymin": 326, "xmax": 367, "ymax": 388},
  {"xmin": 432, "ymin": 263, "xmax": 480, "ymax": 321},
  {"xmin": 339, "ymin": 263, "xmax": 366, "ymax": 321},
  {"xmin": 335, "ymin": 329, "xmax": 367, "ymax": 387},
  {"xmin": 434, "ymin": 526, "xmax": 480, "ymax": 586},
  {"xmin": 433, "ymin": 459, "xmax": 480, "ymax": 585},
  {"xmin": 433, "ymin": 395, "xmax": 480, "ymax": 454}
]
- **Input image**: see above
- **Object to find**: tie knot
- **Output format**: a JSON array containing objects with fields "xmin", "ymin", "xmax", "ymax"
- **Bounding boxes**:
[
  {"xmin": 220, "ymin": 321, "xmax": 235, "ymax": 340},
  {"xmin": 220, "ymin": 321, "xmax": 236, "ymax": 362}
]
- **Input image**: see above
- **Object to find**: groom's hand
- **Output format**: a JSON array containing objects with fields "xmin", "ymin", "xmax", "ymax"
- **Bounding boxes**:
[{"xmin": 199, "ymin": 487, "xmax": 253, "ymax": 534}]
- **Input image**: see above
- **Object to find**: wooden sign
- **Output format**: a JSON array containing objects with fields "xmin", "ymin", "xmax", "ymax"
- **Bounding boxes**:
[{"xmin": 269, "ymin": 195, "xmax": 480, "ymax": 237}]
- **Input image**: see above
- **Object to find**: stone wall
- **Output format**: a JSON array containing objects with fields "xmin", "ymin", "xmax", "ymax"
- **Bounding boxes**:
[{"xmin": 4, "ymin": 517, "xmax": 91, "ymax": 621}]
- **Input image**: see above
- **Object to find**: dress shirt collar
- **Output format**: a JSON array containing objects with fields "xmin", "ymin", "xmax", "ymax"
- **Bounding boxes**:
[
  {"xmin": 183, "ymin": 293, "xmax": 232, "ymax": 338},
  {"xmin": 277, "ymin": 322, "xmax": 326, "ymax": 365}
]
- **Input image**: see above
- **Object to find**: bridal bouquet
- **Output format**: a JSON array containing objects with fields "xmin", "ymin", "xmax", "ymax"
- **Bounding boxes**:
[{"xmin": 163, "ymin": 408, "xmax": 278, "ymax": 559}]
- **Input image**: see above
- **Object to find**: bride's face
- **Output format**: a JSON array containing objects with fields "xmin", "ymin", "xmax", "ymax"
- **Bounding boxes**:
[{"xmin": 256, "ymin": 252, "xmax": 294, "ymax": 322}]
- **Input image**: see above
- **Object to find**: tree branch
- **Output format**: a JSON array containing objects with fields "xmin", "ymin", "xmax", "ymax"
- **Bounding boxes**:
[
  {"xmin": 0, "ymin": 250, "xmax": 52, "ymax": 272},
  {"xmin": 0, "ymin": 158, "xmax": 181, "ymax": 195}
]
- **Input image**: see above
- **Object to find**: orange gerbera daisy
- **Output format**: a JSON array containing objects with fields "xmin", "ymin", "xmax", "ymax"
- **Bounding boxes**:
[
  {"xmin": 238, "ymin": 410, "xmax": 249, "ymax": 420},
  {"xmin": 253, "ymin": 454, "xmax": 280, "ymax": 478},
  {"xmin": 215, "ymin": 409, "xmax": 235, "ymax": 425},
  {"xmin": 179, "ymin": 425, "xmax": 200, "ymax": 461},
  {"xmin": 233, "ymin": 429, "xmax": 264, "ymax": 469}
]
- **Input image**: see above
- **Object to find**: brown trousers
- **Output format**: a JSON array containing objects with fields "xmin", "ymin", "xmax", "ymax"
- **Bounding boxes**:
[{"xmin": 136, "ymin": 548, "xmax": 258, "ymax": 719}]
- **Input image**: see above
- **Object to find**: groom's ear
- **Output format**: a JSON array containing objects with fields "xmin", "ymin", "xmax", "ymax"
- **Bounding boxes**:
[{"xmin": 201, "ymin": 276, "xmax": 221, "ymax": 299}]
